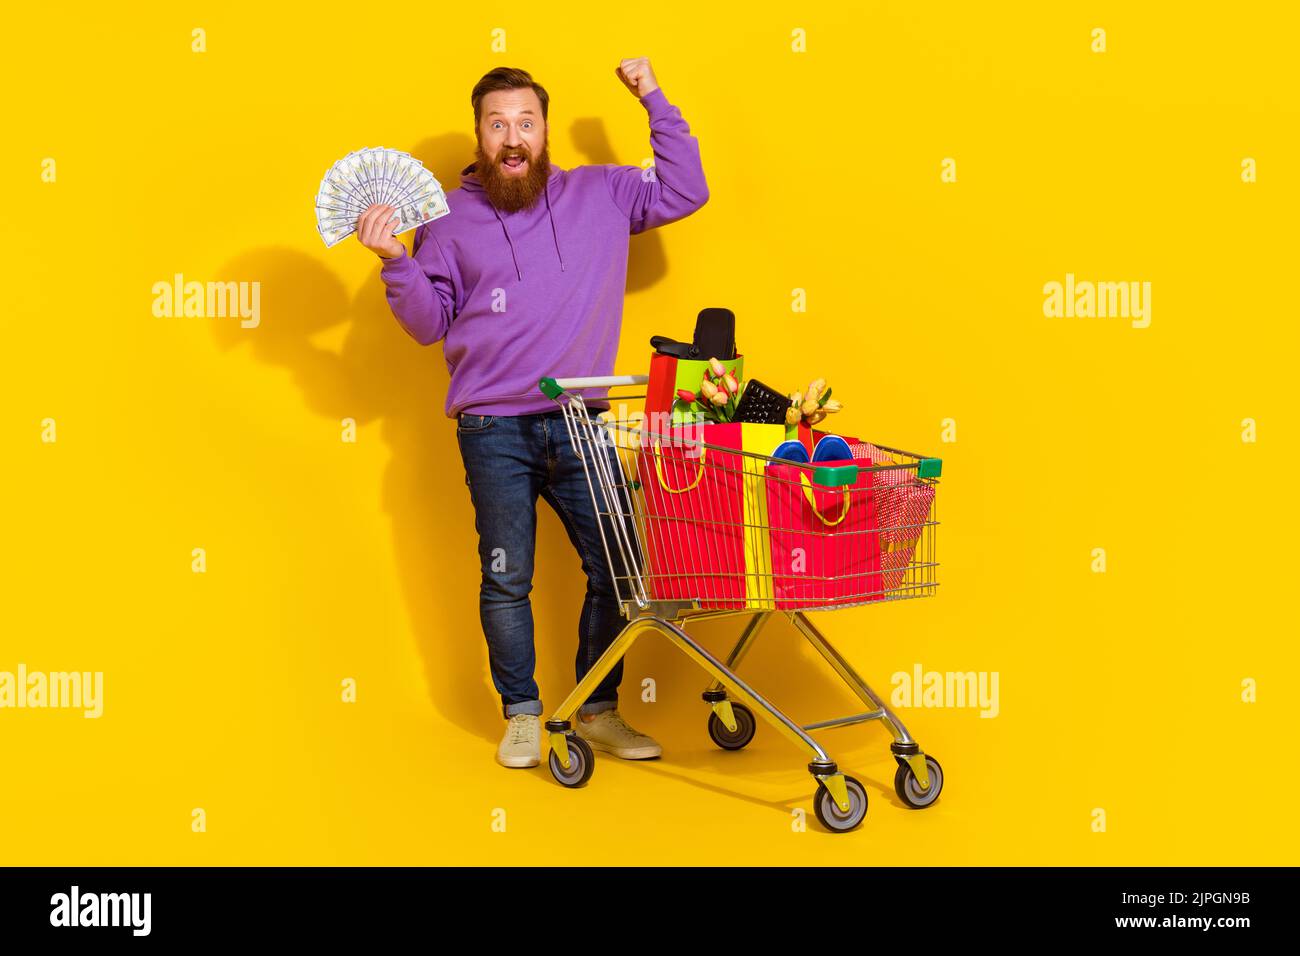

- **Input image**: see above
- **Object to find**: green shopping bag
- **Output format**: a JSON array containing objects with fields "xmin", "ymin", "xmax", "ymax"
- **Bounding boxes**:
[{"xmin": 645, "ymin": 352, "xmax": 745, "ymax": 426}]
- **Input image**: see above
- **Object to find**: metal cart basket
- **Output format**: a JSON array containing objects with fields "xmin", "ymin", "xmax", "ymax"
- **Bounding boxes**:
[{"xmin": 536, "ymin": 373, "xmax": 944, "ymax": 833}]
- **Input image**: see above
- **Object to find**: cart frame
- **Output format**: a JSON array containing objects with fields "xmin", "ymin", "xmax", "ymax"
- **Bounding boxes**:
[{"xmin": 535, "ymin": 373, "xmax": 944, "ymax": 832}]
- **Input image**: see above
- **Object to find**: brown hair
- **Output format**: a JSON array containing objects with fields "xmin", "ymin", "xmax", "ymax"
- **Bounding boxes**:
[{"xmin": 471, "ymin": 67, "xmax": 549, "ymax": 126}]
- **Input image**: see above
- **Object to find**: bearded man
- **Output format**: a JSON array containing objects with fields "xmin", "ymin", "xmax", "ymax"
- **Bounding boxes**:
[{"xmin": 357, "ymin": 60, "xmax": 710, "ymax": 768}]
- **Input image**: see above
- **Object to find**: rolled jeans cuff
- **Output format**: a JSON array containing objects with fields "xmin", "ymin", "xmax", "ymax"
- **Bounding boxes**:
[
  {"xmin": 504, "ymin": 699, "xmax": 543, "ymax": 718},
  {"xmin": 579, "ymin": 698, "xmax": 617, "ymax": 716}
]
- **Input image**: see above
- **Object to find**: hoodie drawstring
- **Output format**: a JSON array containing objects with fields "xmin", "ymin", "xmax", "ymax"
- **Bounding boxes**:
[
  {"xmin": 483, "ymin": 174, "xmax": 565, "ymax": 280},
  {"xmin": 545, "ymin": 180, "xmax": 565, "ymax": 272},
  {"xmin": 491, "ymin": 204, "xmax": 523, "ymax": 281}
]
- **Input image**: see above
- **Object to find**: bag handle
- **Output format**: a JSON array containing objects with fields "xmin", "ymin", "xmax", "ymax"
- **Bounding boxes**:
[
  {"xmin": 651, "ymin": 438, "xmax": 708, "ymax": 494},
  {"xmin": 799, "ymin": 468, "xmax": 855, "ymax": 526}
]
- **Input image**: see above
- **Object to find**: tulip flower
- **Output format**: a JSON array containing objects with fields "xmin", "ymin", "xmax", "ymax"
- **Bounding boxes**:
[
  {"xmin": 781, "ymin": 379, "xmax": 845, "ymax": 430},
  {"xmin": 669, "ymin": 360, "xmax": 747, "ymax": 424}
]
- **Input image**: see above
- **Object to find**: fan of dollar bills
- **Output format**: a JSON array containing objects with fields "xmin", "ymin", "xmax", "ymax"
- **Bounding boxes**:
[{"xmin": 315, "ymin": 147, "xmax": 450, "ymax": 248}]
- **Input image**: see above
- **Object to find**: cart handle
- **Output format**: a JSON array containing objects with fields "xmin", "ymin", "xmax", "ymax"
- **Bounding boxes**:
[
  {"xmin": 539, "ymin": 374, "xmax": 649, "ymax": 399},
  {"xmin": 810, "ymin": 463, "xmax": 859, "ymax": 487}
]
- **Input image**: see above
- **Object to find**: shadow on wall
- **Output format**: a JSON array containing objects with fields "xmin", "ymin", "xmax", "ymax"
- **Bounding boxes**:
[{"xmin": 211, "ymin": 244, "xmax": 491, "ymax": 735}]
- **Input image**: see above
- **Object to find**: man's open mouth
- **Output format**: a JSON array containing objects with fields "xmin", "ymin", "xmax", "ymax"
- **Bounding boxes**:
[{"xmin": 502, "ymin": 154, "xmax": 527, "ymax": 170}]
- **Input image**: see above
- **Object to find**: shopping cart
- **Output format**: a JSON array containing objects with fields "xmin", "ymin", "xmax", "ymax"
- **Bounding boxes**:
[{"xmin": 536, "ymin": 373, "xmax": 944, "ymax": 833}]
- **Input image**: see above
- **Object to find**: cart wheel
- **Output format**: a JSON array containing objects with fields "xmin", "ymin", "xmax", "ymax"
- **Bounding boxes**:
[
  {"xmin": 813, "ymin": 775, "xmax": 868, "ymax": 833},
  {"xmin": 894, "ymin": 755, "xmax": 943, "ymax": 809},
  {"xmin": 548, "ymin": 734, "xmax": 595, "ymax": 788},
  {"xmin": 707, "ymin": 703, "xmax": 756, "ymax": 751}
]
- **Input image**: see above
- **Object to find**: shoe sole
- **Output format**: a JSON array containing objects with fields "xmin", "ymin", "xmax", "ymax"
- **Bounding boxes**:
[
  {"xmin": 497, "ymin": 755, "xmax": 541, "ymax": 768},
  {"xmin": 580, "ymin": 739, "xmax": 662, "ymax": 760}
]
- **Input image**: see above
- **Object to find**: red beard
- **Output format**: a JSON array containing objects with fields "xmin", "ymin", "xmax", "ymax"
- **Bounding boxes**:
[{"xmin": 475, "ymin": 140, "xmax": 551, "ymax": 213}]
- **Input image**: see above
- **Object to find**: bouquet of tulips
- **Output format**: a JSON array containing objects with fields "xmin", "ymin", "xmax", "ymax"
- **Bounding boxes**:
[
  {"xmin": 674, "ymin": 357, "xmax": 744, "ymax": 424},
  {"xmin": 786, "ymin": 378, "xmax": 842, "ymax": 428}
]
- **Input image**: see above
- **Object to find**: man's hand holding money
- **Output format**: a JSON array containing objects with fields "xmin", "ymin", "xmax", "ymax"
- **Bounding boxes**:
[{"xmin": 357, "ymin": 205, "xmax": 405, "ymax": 260}]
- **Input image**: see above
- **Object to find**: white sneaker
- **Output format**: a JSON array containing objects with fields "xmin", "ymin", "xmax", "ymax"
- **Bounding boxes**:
[
  {"xmin": 575, "ymin": 709, "xmax": 662, "ymax": 759},
  {"xmin": 497, "ymin": 714, "xmax": 541, "ymax": 768}
]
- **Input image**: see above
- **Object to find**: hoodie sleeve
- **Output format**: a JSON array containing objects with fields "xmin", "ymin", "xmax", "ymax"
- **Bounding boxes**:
[
  {"xmin": 605, "ymin": 87, "xmax": 709, "ymax": 235},
  {"xmin": 377, "ymin": 226, "xmax": 457, "ymax": 346}
]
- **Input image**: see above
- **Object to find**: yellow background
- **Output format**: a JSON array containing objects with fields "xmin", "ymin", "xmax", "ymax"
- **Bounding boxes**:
[{"xmin": 3, "ymin": 2, "xmax": 1296, "ymax": 865}]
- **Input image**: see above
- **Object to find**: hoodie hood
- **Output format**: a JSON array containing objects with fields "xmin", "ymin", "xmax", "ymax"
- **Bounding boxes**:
[{"xmin": 459, "ymin": 160, "xmax": 566, "ymax": 280}]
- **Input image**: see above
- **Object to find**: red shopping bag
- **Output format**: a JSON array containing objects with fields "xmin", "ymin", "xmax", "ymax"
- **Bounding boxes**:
[
  {"xmin": 634, "ymin": 421, "xmax": 782, "ymax": 610},
  {"xmin": 765, "ymin": 459, "xmax": 882, "ymax": 609}
]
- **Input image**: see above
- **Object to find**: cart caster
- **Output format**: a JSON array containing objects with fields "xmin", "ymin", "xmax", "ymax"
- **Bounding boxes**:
[
  {"xmin": 548, "ymin": 734, "xmax": 595, "ymax": 788},
  {"xmin": 813, "ymin": 775, "xmax": 868, "ymax": 833},
  {"xmin": 894, "ymin": 754, "xmax": 943, "ymax": 809},
  {"xmin": 707, "ymin": 703, "xmax": 756, "ymax": 751}
]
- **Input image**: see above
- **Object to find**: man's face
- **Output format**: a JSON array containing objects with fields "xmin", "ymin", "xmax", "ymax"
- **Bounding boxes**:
[{"xmin": 475, "ymin": 87, "xmax": 551, "ymax": 213}]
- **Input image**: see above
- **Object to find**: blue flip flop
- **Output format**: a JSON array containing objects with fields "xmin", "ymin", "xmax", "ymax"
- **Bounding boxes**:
[
  {"xmin": 770, "ymin": 440, "xmax": 810, "ymax": 463},
  {"xmin": 811, "ymin": 434, "xmax": 853, "ymax": 462}
]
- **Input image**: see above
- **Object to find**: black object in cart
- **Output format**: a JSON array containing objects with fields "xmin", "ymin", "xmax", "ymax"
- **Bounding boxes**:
[
  {"xmin": 733, "ymin": 378, "xmax": 790, "ymax": 425},
  {"xmin": 651, "ymin": 307, "xmax": 738, "ymax": 360}
]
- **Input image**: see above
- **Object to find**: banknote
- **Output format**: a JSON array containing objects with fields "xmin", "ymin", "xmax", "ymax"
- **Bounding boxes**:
[{"xmin": 314, "ymin": 147, "xmax": 449, "ymax": 248}]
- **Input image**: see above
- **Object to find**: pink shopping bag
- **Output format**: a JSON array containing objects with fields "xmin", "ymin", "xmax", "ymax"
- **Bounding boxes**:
[
  {"xmin": 847, "ymin": 441, "xmax": 936, "ymax": 592},
  {"xmin": 764, "ymin": 459, "xmax": 883, "ymax": 609}
]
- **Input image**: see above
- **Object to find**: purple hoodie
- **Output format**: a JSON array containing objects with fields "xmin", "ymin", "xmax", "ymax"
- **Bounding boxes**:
[{"xmin": 378, "ymin": 86, "xmax": 709, "ymax": 417}]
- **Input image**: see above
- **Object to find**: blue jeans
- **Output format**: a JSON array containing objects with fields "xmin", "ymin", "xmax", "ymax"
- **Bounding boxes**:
[{"xmin": 456, "ymin": 408, "xmax": 631, "ymax": 719}]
